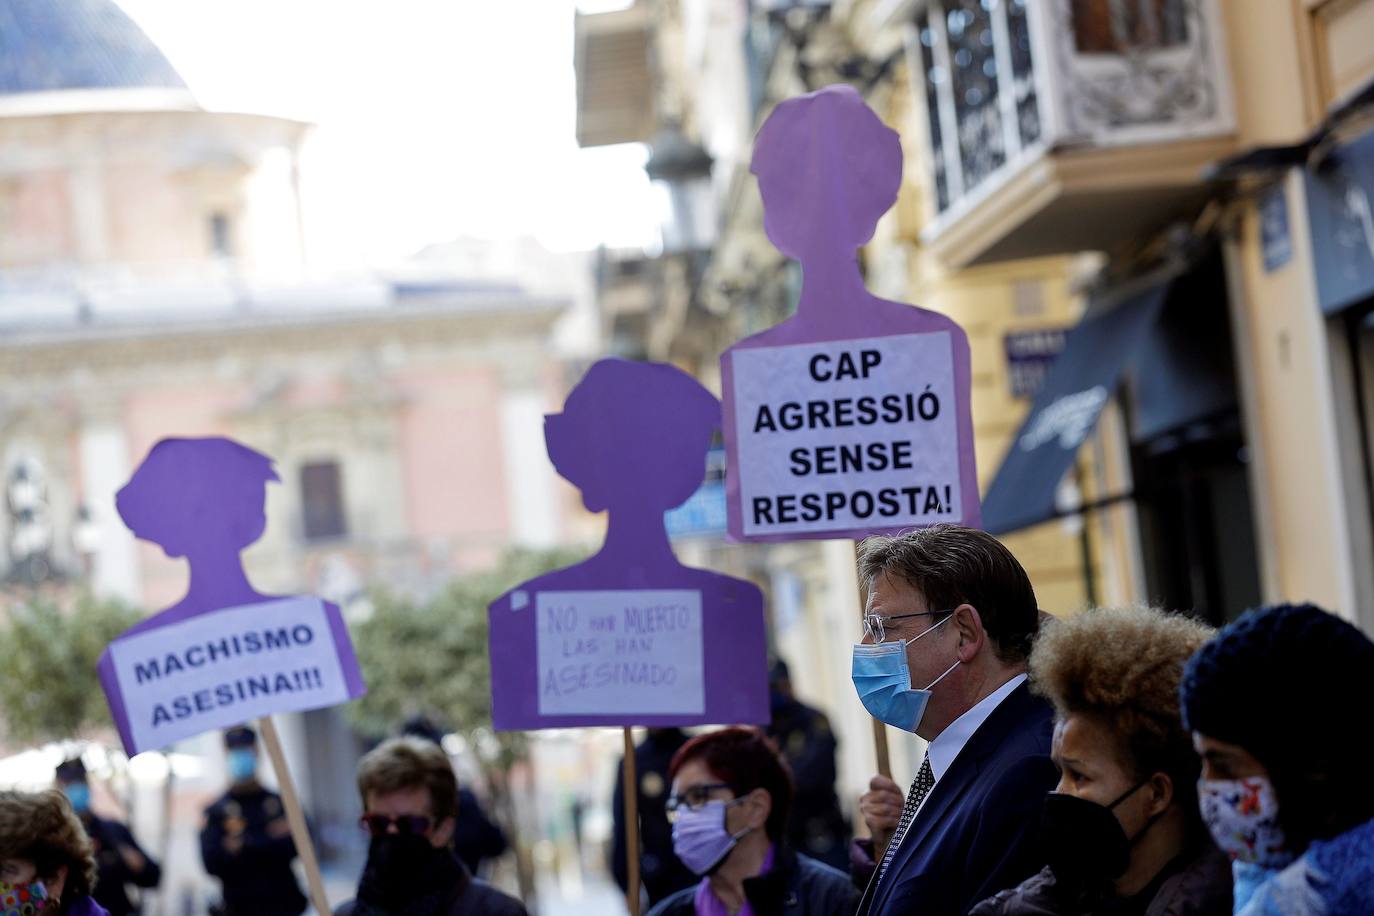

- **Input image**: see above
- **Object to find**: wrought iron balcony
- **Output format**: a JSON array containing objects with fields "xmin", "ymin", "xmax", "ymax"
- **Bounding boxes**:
[{"xmin": 901, "ymin": 0, "xmax": 1235, "ymax": 265}]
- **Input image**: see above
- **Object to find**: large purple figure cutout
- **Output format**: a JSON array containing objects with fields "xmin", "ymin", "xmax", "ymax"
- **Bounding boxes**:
[
  {"xmin": 97, "ymin": 438, "xmax": 366, "ymax": 756},
  {"xmin": 722, "ymin": 86, "xmax": 981, "ymax": 542},
  {"xmin": 488, "ymin": 359, "xmax": 768, "ymax": 730}
]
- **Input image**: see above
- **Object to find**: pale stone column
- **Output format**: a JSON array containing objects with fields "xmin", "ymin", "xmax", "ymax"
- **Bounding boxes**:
[
  {"xmin": 500, "ymin": 386, "xmax": 560, "ymax": 548},
  {"xmin": 79, "ymin": 420, "xmax": 141, "ymax": 603}
]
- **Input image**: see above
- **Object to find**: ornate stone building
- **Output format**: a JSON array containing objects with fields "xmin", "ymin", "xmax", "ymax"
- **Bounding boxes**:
[
  {"xmin": 575, "ymin": 0, "xmax": 1374, "ymax": 821},
  {"xmin": 0, "ymin": 1, "xmax": 576, "ymax": 903}
]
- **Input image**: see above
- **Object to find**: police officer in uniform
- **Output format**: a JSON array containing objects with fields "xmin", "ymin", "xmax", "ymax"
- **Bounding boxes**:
[
  {"xmin": 199, "ymin": 726, "xmax": 307, "ymax": 916},
  {"xmin": 55, "ymin": 757, "xmax": 162, "ymax": 916},
  {"xmin": 611, "ymin": 728, "xmax": 696, "ymax": 907},
  {"xmin": 766, "ymin": 658, "xmax": 851, "ymax": 870}
]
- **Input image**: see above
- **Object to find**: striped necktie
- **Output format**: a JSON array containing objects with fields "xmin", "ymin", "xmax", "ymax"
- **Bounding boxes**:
[{"xmin": 876, "ymin": 754, "xmax": 936, "ymax": 880}]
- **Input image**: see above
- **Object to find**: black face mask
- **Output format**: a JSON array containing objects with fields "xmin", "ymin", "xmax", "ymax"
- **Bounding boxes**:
[
  {"xmin": 1038, "ymin": 780, "xmax": 1156, "ymax": 890},
  {"xmin": 354, "ymin": 832, "xmax": 459, "ymax": 916}
]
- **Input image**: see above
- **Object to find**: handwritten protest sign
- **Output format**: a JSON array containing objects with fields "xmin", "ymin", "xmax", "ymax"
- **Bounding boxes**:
[
  {"xmin": 102, "ymin": 596, "xmax": 360, "ymax": 756},
  {"xmin": 489, "ymin": 358, "xmax": 767, "ymax": 730},
  {"xmin": 535, "ymin": 590, "xmax": 704, "ymax": 717},
  {"xmin": 721, "ymin": 85, "xmax": 980, "ymax": 542}
]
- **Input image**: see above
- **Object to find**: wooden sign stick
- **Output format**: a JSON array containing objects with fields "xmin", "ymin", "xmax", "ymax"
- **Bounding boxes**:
[
  {"xmin": 258, "ymin": 716, "xmax": 331, "ymax": 916},
  {"xmin": 856, "ymin": 541, "xmax": 895, "ymax": 864},
  {"xmin": 622, "ymin": 726, "xmax": 642, "ymax": 916},
  {"xmin": 854, "ymin": 542, "xmax": 892, "ymax": 780}
]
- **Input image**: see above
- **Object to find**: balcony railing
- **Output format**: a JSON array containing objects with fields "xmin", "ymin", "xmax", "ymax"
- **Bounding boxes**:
[{"xmin": 909, "ymin": 0, "xmax": 1234, "ymax": 227}]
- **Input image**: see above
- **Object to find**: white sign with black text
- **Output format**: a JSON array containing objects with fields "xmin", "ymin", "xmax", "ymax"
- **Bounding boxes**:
[
  {"xmin": 105, "ymin": 597, "xmax": 352, "ymax": 755},
  {"xmin": 730, "ymin": 332, "xmax": 963, "ymax": 538}
]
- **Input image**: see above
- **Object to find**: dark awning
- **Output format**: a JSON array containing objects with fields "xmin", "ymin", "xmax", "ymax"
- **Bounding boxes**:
[
  {"xmin": 1129, "ymin": 252, "xmax": 1235, "ymax": 443},
  {"xmin": 1305, "ymin": 125, "xmax": 1374, "ymax": 316},
  {"xmin": 981, "ymin": 278, "xmax": 1171, "ymax": 535}
]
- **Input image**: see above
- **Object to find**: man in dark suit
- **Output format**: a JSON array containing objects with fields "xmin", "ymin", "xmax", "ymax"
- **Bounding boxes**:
[{"xmin": 850, "ymin": 525, "xmax": 1058, "ymax": 916}]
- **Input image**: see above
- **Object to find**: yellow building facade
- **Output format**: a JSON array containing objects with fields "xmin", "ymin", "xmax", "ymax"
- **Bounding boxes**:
[
  {"xmin": 576, "ymin": 0, "xmax": 1374, "ymax": 810},
  {"xmin": 849, "ymin": 0, "xmax": 1374, "ymax": 639}
]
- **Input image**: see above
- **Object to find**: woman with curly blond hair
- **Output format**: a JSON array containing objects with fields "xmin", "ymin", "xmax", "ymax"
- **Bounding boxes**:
[
  {"xmin": 0, "ymin": 790, "xmax": 108, "ymax": 916},
  {"xmin": 972, "ymin": 607, "xmax": 1232, "ymax": 916}
]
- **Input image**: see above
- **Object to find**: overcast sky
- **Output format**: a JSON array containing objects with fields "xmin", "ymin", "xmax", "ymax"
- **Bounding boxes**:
[{"xmin": 117, "ymin": 0, "xmax": 658, "ymax": 265}]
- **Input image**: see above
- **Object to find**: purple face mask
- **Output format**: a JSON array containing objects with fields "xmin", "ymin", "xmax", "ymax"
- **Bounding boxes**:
[{"xmin": 671, "ymin": 798, "xmax": 752, "ymax": 875}]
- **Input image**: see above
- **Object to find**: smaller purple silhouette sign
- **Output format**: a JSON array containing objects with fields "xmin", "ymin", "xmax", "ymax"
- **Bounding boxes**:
[
  {"xmin": 721, "ymin": 85, "xmax": 981, "ymax": 542},
  {"xmin": 488, "ymin": 359, "xmax": 768, "ymax": 730},
  {"xmin": 97, "ymin": 438, "xmax": 366, "ymax": 756}
]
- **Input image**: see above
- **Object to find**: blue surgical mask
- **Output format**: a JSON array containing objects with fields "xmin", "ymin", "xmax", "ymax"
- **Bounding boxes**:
[
  {"xmin": 227, "ymin": 748, "xmax": 258, "ymax": 782},
  {"xmin": 671, "ymin": 798, "xmax": 752, "ymax": 875},
  {"xmin": 63, "ymin": 781, "xmax": 91, "ymax": 814},
  {"xmin": 852, "ymin": 614, "xmax": 958, "ymax": 731}
]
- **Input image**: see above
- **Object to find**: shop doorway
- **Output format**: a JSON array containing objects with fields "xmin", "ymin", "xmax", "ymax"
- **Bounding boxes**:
[{"xmin": 1126, "ymin": 253, "xmax": 1262, "ymax": 624}]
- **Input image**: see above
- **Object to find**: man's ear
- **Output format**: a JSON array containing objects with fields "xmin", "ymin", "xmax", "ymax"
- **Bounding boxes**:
[
  {"xmin": 1147, "ymin": 772, "xmax": 1174, "ymax": 817},
  {"xmin": 431, "ymin": 815, "xmax": 456, "ymax": 849},
  {"xmin": 953, "ymin": 603, "xmax": 986, "ymax": 662}
]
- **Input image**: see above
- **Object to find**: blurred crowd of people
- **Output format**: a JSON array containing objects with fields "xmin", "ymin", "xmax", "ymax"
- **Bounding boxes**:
[
  {"xmin": 4, "ymin": 526, "xmax": 1374, "ymax": 915},
  {"xmin": 1, "ymin": 718, "xmax": 514, "ymax": 916}
]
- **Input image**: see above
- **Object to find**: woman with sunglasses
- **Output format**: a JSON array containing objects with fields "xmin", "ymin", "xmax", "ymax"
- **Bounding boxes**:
[
  {"xmin": 649, "ymin": 727, "xmax": 855, "ymax": 916},
  {"xmin": 333, "ymin": 737, "xmax": 526, "ymax": 916}
]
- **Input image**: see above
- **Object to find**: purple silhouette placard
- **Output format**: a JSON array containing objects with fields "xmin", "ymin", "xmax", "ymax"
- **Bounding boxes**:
[
  {"xmin": 97, "ymin": 438, "xmax": 366, "ymax": 756},
  {"xmin": 488, "ymin": 359, "xmax": 768, "ymax": 730},
  {"xmin": 721, "ymin": 85, "xmax": 981, "ymax": 542}
]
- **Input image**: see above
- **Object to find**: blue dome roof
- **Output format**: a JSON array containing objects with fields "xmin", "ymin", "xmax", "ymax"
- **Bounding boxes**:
[{"xmin": 0, "ymin": 0, "xmax": 186, "ymax": 96}]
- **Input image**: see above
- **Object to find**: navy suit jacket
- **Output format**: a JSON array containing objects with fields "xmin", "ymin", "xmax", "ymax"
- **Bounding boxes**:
[{"xmin": 857, "ymin": 681, "xmax": 1057, "ymax": 916}]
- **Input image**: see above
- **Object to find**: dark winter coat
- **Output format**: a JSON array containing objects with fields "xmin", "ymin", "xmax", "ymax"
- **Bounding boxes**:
[
  {"xmin": 970, "ymin": 837, "xmax": 1233, "ymax": 916},
  {"xmin": 646, "ymin": 846, "xmax": 857, "ymax": 916},
  {"xmin": 83, "ymin": 815, "xmax": 160, "ymax": 916},
  {"xmin": 332, "ymin": 858, "xmax": 527, "ymax": 916},
  {"xmin": 199, "ymin": 785, "xmax": 306, "ymax": 916}
]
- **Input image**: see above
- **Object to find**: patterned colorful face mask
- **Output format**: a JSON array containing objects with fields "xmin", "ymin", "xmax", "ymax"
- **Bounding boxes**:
[
  {"xmin": 0, "ymin": 880, "xmax": 50, "ymax": 916},
  {"xmin": 1199, "ymin": 776, "xmax": 1292, "ymax": 868}
]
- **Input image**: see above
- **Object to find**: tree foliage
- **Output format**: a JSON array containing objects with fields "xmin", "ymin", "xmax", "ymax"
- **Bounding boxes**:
[
  {"xmin": 0, "ymin": 592, "xmax": 143, "ymax": 745},
  {"xmin": 347, "ymin": 547, "xmax": 586, "ymax": 764}
]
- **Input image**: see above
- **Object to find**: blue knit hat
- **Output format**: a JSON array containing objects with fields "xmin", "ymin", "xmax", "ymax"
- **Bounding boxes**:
[{"xmin": 1181, "ymin": 603, "xmax": 1374, "ymax": 773}]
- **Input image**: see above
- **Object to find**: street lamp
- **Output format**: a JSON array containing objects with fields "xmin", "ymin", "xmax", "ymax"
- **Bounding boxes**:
[
  {"xmin": 645, "ymin": 124, "xmax": 715, "ymax": 253},
  {"xmin": 6, "ymin": 457, "xmax": 55, "ymax": 585}
]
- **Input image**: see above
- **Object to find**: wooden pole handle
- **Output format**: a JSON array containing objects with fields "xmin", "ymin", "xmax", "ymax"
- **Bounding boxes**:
[
  {"xmin": 258, "ymin": 717, "xmax": 332, "ymax": 916},
  {"xmin": 871, "ymin": 718, "xmax": 892, "ymax": 780},
  {"xmin": 854, "ymin": 541, "xmax": 892, "ymax": 780},
  {"xmin": 622, "ymin": 727, "xmax": 641, "ymax": 916}
]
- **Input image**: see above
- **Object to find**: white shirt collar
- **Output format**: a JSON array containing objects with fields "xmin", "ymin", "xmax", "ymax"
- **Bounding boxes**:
[{"xmin": 926, "ymin": 673, "xmax": 1027, "ymax": 780}]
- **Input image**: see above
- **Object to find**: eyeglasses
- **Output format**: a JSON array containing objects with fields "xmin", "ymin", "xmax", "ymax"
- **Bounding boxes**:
[
  {"xmin": 862, "ymin": 609, "xmax": 954, "ymax": 644},
  {"xmin": 360, "ymin": 813, "xmax": 433, "ymax": 837},
  {"xmin": 665, "ymin": 783, "xmax": 733, "ymax": 822}
]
